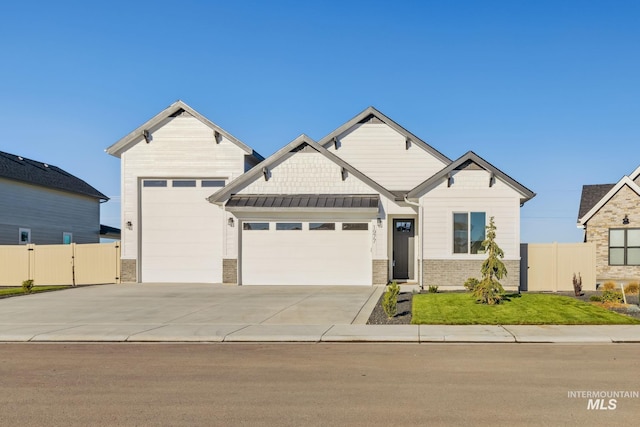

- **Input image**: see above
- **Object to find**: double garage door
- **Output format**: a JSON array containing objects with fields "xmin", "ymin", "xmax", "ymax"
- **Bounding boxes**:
[
  {"xmin": 140, "ymin": 178, "xmax": 224, "ymax": 283},
  {"xmin": 241, "ymin": 221, "xmax": 372, "ymax": 285}
]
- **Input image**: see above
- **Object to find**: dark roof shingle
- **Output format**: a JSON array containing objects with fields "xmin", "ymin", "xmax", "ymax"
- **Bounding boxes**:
[
  {"xmin": 577, "ymin": 184, "xmax": 615, "ymax": 220},
  {"xmin": 0, "ymin": 151, "xmax": 108, "ymax": 200}
]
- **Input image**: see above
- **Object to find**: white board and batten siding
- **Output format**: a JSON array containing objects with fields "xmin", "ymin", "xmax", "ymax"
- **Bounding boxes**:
[
  {"xmin": 120, "ymin": 115, "xmax": 249, "ymax": 281},
  {"xmin": 0, "ymin": 178, "xmax": 100, "ymax": 245},
  {"xmin": 421, "ymin": 170, "xmax": 522, "ymax": 260},
  {"xmin": 326, "ymin": 123, "xmax": 448, "ymax": 191}
]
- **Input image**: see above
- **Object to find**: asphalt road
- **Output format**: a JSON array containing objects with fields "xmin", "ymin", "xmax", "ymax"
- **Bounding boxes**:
[{"xmin": 1, "ymin": 343, "xmax": 638, "ymax": 426}]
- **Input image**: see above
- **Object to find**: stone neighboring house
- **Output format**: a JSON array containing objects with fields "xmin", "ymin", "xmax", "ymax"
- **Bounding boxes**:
[
  {"xmin": 577, "ymin": 165, "xmax": 640, "ymax": 282},
  {"xmin": 107, "ymin": 100, "xmax": 535, "ymax": 289},
  {"xmin": 0, "ymin": 150, "xmax": 113, "ymax": 245}
]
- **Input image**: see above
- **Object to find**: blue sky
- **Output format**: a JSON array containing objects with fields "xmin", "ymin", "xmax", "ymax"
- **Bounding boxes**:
[{"xmin": 1, "ymin": 1, "xmax": 639, "ymax": 243}]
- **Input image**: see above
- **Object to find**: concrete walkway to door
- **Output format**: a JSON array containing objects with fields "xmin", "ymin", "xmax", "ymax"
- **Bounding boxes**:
[{"xmin": 0, "ymin": 283, "xmax": 384, "ymax": 342}]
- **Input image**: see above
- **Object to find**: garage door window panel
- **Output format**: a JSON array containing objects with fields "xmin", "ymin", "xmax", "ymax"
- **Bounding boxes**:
[
  {"xmin": 276, "ymin": 223, "xmax": 302, "ymax": 231},
  {"xmin": 143, "ymin": 180, "xmax": 167, "ymax": 187},
  {"xmin": 172, "ymin": 180, "xmax": 196, "ymax": 187},
  {"xmin": 243, "ymin": 222, "xmax": 269, "ymax": 230},
  {"xmin": 202, "ymin": 180, "xmax": 226, "ymax": 187},
  {"xmin": 342, "ymin": 223, "xmax": 368, "ymax": 231},
  {"xmin": 310, "ymin": 223, "xmax": 335, "ymax": 230}
]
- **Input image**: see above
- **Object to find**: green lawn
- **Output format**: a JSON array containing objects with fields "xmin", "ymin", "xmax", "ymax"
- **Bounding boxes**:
[
  {"xmin": 0, "ymin": 286, "xmax": 71, "ymax": 298},
  {"xmin": 411, "ymin": 293, "xmax": 640, "ymax": 325}
]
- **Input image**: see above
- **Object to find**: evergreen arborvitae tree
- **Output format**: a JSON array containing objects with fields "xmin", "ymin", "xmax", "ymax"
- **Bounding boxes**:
[{"xmin": 473, "ymin": 216, "xmax": 507, "ymax": 305}]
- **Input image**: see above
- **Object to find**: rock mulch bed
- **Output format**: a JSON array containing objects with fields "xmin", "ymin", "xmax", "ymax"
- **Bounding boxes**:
[{"xmin": 367, "ymin": 292, "xmax": 413, "ymax": 325}]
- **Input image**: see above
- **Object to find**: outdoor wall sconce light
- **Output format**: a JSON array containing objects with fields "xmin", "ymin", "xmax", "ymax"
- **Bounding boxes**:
[
  {"xmin": 126, "ymin": 221, "xmax": 133, "ymax": 230},
  {"xmin": 623, "ymin": 215, "xmax": 630, "ymax": 225},
  {"xmin": 228, "ymin": 218, "xmax": 235, "ymax": 227},
  {"xmin": 377, "ymin": 218, "xmax": 383, "ymax": 227},
  {"xmin": 143, "ymin": 130, "xmax": 151, "ymax": 143}
]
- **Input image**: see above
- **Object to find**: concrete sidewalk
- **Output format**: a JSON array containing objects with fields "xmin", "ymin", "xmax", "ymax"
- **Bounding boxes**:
[{"xmin": 0, "ymin": 323, "xmax": 639, "ymax": 343}]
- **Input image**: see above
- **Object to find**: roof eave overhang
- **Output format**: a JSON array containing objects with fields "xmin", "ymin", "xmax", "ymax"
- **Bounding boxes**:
[
  {"xmin": 578, "ymin": 177, "xmax": 640, "ymax": 225},
  {"xmin": 406, "ymin": 151, "xmax": 536, "ymax": 203},
  {"xmin": 317, "ymin": 106, "xmax": 451, "ymax": 165},
  {"xmin": 105, "ymin": 100, "xmax": 258, "ymax": 158},
  {"xmin": 208, "ymin": 135, "xmax": 397, "ymax": 204}
]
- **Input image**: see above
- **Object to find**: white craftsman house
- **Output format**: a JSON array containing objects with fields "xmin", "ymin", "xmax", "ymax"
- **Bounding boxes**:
[{"xmin": 107, "ymin": 101, "xmax": 534, "ymax": 289}]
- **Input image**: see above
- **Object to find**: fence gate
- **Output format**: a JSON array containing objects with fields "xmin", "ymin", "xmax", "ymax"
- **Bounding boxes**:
[
  {"xmin": 0, "ymin": 242, "xmax": 121, "ymax": 286},
  {"xmin": 520, "ymin": 242, "xmax": 596, "ymax": 292}
]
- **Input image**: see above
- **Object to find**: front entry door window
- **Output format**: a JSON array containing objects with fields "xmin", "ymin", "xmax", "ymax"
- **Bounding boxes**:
[{"xmin": 393, "ymin": 219, "xmax": 415, "ymax": 280}]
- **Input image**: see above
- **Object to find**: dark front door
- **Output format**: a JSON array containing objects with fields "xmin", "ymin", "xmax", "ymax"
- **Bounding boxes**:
[{"xmin": 393, "ymin": 219, "xmax": 415, "ymax": 280}]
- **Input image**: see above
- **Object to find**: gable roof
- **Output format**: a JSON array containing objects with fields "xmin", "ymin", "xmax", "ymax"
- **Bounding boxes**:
[
  {"xmin": 105, "ymin": 100, "xmax": 264, "ymax": 161},
  {"xmin": 577, "ymin": 184, "xmax": 615, "ymax": 220},
  {"xmin": 0, "ymin": 150, "xmax": 108, "ymax": 200},
  {"xmin": 577, "ymin": 176, "xmax": 640, "ymax": 226},
  {"xmin": 406, "ymin": 151, "xmax": 536, "ymax": 204},
  {"xmin": 207, "ymin": 134, "xmax": 397, "ymax": 204},
  {"xmin": 316, "ymin": 106, "xmax": 451, "ymax": 165}
]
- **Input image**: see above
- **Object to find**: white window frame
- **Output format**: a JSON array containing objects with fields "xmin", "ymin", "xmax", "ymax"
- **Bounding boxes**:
[{"xmin": 19, "ymin": 228, "xmax": 31, "ymax": 245}]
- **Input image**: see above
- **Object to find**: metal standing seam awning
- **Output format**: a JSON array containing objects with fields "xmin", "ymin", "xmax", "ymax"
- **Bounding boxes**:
[{"xmin": 225, "ymin": 194, "xmax": 380, "ymax": 213}]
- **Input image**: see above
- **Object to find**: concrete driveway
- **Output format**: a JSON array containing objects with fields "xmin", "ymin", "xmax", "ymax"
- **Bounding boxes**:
[{"xmin": 0, "ymin": 283, "xmax": 383, "ymax": 342}]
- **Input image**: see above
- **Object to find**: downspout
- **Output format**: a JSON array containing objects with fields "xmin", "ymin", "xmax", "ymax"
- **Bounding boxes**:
[{"xmin": 404, "ymin": 195, "xmax": 423, "ymax": 291}]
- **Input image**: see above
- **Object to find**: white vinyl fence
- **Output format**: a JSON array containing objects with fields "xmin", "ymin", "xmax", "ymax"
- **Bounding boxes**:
[{"xmin": 0, "ymin": 242, "xmax": 121, "ymax": 286}]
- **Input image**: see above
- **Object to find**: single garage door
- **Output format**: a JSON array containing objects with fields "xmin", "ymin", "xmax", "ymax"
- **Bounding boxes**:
[
  {"xmin": 140, "ymin": 178, "xmax": 224, "ymax": 283},
  {"xmin": 241, "ymin": 221, "xmax": 372, "ymax": 285}
]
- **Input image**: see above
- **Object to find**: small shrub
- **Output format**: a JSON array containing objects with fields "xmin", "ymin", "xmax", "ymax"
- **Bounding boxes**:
[
  {"xmin": 572, "ymin": 273, "xmax": 583, "ymax": 296},
  {"xmin": 589, "ymin": 295, "xmax": 603, "ymax": 302},
  {"xmin": 473, "ymin": 279, "xmax": 504, "ymax": 305},
  {"xmin": 22, "ymin": 279, "xmax": 34, "ymax": 294},
  {"xmin": 382, "ymin": 281, "xmax": 401, "ymax": 318},
  {"xmin": 464, "ymin": 277, "xmax": 479, "ymax": 292},
  {"xmin": 428, "ymin": 285, "xmax": 438, "ymax": 293},
  {"xmin": 624, "ymin": 281, "xmax": 639, "ymax": 295},
  {"xmin": 601, "ymin": 290, "xmax": 623, "ymax": 303},
  {"xmin": 601, "ymin": 281, "xmax": 617, "ymax": 291}
]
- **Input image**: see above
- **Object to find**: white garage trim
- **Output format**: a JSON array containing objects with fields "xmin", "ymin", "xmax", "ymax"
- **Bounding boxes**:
[{"xmin": 240, "ymin": 221, "xmax": 372, "ymax": 285}]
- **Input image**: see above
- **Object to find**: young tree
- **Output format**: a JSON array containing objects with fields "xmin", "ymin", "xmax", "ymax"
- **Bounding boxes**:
[{"xmin": 473, "ymin": 216, "xmax": 507, "ymax": 304}]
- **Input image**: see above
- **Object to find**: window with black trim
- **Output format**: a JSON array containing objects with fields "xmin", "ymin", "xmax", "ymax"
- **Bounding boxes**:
[
  {"xmin": 609, "ymin": 228, "xmax": 640, "ymax": 266},
  {"xmin": 342, "ymin": 223, "xmax": 368, "ymax": 231},
  {"xmin": 453, "ymin": 212, "xmax": 486, "ymax": 254},
  {"xmin": 243, "ymin": 222, "xmax": 269, "ymax": 230}
]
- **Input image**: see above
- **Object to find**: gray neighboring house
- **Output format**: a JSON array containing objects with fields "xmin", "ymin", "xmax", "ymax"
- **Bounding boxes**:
[{"xmin": 0, "ymin": 150, "xmax": 112, "ymax": 245}]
